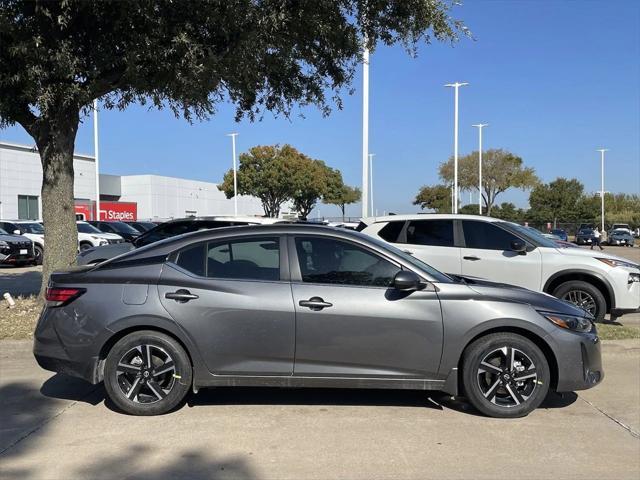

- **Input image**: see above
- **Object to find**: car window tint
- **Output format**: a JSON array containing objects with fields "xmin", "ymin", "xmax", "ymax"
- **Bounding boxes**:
[
  {"xmin": 462, "ymin": 220, "xmax": 519, "ymax": 250},
  {"xmin": 295, "ymin": 237, "xmax": 400, "ymax": 287},
  {"xmin": 206, "ymin": 237, "xmax": 279, "ymax": 281},
  {"xmin": 176, "ymin": 244, "xmax": 206, "ymax": 277},
  {"xmin": 406, "ymin": 220, "xmax": 454, "ymax": 247},
  {"xmin": 378, "ymin": 221, "xmax": 405, "ymax": 243}
]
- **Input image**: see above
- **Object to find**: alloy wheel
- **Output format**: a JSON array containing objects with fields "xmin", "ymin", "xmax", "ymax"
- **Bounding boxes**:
[
  {"xmin": 477, "ymin": 346, "xmax": 538, "ymax": 408},
  {"xmin": 116, "ymin": 344, "xmax": 176, "ymax": 404},
  {"xmin": 562, "ymin": 290, "xmax": 597, "ymax": 316}
]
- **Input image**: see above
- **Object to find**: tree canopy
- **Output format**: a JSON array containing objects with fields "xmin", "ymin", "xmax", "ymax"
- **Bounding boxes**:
[
  {"xmin": 324, "ymin": 181, "xmax": 362, "ymax": 220},
  {"xmin": 0, "ymin": 0, "xmax": 466, "ymax": 295},
  {"xmin": 529, "ymin": 177, "xmax": 585, "ymax": 228},
  {"xmin": 438, "ymin": 149, "xmax": 539, "ymax": 216},
  {"xmin": 413, "ymin": 184, "xmax": 452, "ymax": 213}
]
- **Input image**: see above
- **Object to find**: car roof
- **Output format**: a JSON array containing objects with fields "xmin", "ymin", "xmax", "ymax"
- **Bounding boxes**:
[
  {"xmin": 363, "ymin": 213, "xmax": 503, "ymax": 223},
  {"xmin": 162, "ymin": 216, "xmax": 291, "ymax": 225}
]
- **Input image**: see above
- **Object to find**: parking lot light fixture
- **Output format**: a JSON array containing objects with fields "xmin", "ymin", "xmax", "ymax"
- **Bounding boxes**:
[
  {"xmin": 369, "ymin": 153, "xmax": 375, "ymax": 215},
  {"xmin": 596, "ymin": 148, "xmax": 608, "ymax": 233},
  {"xmin": 472, "ymin": 123, "xmax": 488, "ymax": 215},
  {"xmin": 227, "ymin": 133, "xmax": 239, "ymax": 216},
  {"xmin": 445, "ymin": 82, "xmax": 469, "ymax": 214},
  {"xmin": 362, "ymin": 45, "xmax": 370, "ymax": 218},
  {"xmin": 93, "ymin": 99, "xmax": 100, "ymax": 221}
]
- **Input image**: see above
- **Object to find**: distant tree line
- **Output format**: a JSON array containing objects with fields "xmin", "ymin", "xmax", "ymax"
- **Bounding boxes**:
[
  {"xmin": 218, "ymin": 144, "xmax": 360, "ymax": 219},
  {"xmin": 414, "ymin": 148, "xmax": 639, "ymax": 228}
]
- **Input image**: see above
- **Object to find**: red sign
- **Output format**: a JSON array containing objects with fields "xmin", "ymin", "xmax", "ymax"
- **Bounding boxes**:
[
  {"xmin": 97, "ymin": 201, "xmax": 137, "ymax": 221},
  {"xmin": 74, "ymin": 204, "xmax": 92, "ymax": 221}
]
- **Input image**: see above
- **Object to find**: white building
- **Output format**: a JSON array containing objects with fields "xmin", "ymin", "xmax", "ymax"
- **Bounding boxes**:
[{"xmin": 0, "ymin": 141, "xmax": 270, "ymax": 221}]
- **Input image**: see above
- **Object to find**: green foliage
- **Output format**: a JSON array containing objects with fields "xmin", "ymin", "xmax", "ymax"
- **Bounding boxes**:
[
  {"xmin": 439, "ymin": 149, "xmax": 539, "ymax": 215},
  {"xmin": 529, "ymin": 177, "xmax": 585, "ymax": 227},
  {"xmin": 290, "ymin": 160, "xmax": 338, "ymax": 220},
  {"xmin": 413, "ymin": 184, "xmax": 452, "ymax": 213},
  {"xmin": 324, "ymin": 179, "xmax": 361, "ymax": 220}
]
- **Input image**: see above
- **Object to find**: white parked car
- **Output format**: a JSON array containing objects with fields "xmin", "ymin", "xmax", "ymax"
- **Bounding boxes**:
[
  {"xmin": 361, "ymin": 214, "xmax": 640, "ymax": 322},
  {"xmin": 76, "ymin": 221, "xmax": 124, "ymax": 251},
  {"xmin": 0, "ymin": 220, "xmax": 45, "ymax": 265}
]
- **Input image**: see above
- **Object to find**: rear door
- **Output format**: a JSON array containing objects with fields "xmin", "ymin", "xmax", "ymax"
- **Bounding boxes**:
[
  {"xmin": 460, "ymin": 220, "xmax": 542, "ymax": 290},
  {"xmin": 158, "ymin": 235, "xmax": 295, "ymax": 375},
  {"xmin": 289, "ymin": 234, "xmax": 443, "ymax": 378}
]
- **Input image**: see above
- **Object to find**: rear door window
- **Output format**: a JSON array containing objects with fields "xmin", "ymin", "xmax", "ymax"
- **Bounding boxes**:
[
  {"xmin": 406, "ymin": 220, "xmax": 454, "ymax": 247},
  {"xmin": 462, "ymin": 220, "xmax": 520, "ymax": 251},
  {"xmin": 207, "ymin": 237, "xmax": 279, "ymax": 280},
  {"xmin": 378, "ymin": 221, "xmax": 405, "ymax": 243}
]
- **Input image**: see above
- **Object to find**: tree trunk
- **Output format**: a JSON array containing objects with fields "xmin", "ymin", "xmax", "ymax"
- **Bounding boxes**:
[
  {"xmin": 34, "ymin": 111, "xmax": 81, "ymax": 299},
  {"xmin": 340, "ymin": 204, "xmax": 345, "ymax": 221}
]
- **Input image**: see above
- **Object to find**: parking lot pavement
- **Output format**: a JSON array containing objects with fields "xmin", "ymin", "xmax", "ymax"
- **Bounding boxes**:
[
  {"xmin": 0, "ymin": 265, "xmax": 41, "ymax": 297},
  {"xmin": 0, "ymin": 339, "xmax": 638, "ymax": 480}
]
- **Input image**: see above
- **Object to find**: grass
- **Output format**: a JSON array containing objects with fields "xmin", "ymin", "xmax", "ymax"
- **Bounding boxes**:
[
  {"xmin": 596, "ymin": 323, "xmax": 640, "ymax": 340},
  {"xmin": 0, "ymin": 295, "xmax": 639, "ymax": 341},
  {"xmin": 0, "ymin": 295, "xmax": 41, "ymax": 340}
]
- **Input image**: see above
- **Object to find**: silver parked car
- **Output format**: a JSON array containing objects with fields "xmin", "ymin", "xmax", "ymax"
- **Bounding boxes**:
[{"xmin": 35, "ymin": 224, "xmax": 602, "ymax": 418}]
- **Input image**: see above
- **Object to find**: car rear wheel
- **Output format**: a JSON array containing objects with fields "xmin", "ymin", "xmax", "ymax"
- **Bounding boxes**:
[
  {"xmin": 104, "ymin": 330, "xmax": 192, "ymax": 416},
  {"xmin": 553, "ymin": 280, "xmax": 606, "ymax": 322},
  {"xmin": 461, "ymin": 333, "xmax": 550, "ymax": 418},
  {"xmin": 79, "ymin": 242, "xmax": 93, "ymax": 251}
]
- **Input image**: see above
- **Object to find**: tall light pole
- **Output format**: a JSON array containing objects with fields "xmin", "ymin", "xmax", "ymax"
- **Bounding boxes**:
[
  {"xmin": 445, "ymin": 82, "xmax": 468, "ymax": 214},
  {"xmin": 227, "ymin": 133, "xmax": 239, "ymax": 216},
  {"xmin": 596, "ymin": 148, "xmax": 608, "ymax": 233},
  {"xmin": 362, "ymin": 44, "xmax": 370, "ymax": 218},
  {"xmin": 368, "ymin": 153, "xmax": 375, "ymax": 215},
  {"xmin": 472, "ymin": 123, "xmax": 488, "ymax": 215},
  {"xmin": 93, "ymin": 99, "xmax": 100, "ymax": 221}
]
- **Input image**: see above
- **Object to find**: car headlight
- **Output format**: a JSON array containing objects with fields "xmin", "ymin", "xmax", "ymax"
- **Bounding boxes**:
[
  {"xmin": 596, "ymin": 257, "xmax": 639, "ymax": 269},
  {"xmin": 539, "ymin": 311, "xmax": 594, "ymax": 333}
]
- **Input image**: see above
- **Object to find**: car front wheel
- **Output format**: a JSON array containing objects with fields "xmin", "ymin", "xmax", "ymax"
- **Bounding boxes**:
[
  {"xmin": 461, "ymin": 333, "xmax": 550, "ymax": 418},
  {"xmin": 104, "ymin": 330, "xmax": 192, "ymax": 416}
]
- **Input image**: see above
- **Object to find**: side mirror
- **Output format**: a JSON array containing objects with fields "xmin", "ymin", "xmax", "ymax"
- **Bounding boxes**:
[
  {"xmin": 393, "ymin": 270, "xmax": 424, "ymax": 291},
  {"xmin": 13, "ymin": 230, "xmax": 21, "ymax": 235},
  {"xmin": 510, "ymin": 240, "xmax": 527, "ymax": 254}
]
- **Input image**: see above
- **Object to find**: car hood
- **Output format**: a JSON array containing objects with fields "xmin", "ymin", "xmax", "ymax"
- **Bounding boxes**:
[
  {"xmin": 0, "ymin": 233, "xmax": 31, "ymax": 243},
  {"xmin": 453, "ymin": 275, "xmax": 588, "ymax": 317},
  {"xmin": 554, "ymin": 246, "xmax": 638, "ymax": 266}
]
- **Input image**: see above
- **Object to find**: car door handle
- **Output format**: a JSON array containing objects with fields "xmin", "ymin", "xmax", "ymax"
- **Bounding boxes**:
[
  {"xmin": 165, "ymin": 289, "xmax": 199, "ymax": 302},
  {"xmin": 463, "ymin": 255, "xmax": 481, "ymax": 261},
  {"xmin": 299, "ymin": 297, "xmax": 333, "ymax": 311}
]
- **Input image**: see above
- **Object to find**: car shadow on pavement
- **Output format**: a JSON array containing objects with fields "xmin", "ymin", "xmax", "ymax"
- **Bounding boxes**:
[
  {"xmin": 39, "ymin": 373, "xmax": 105, "ymax": 406},
  {"xmin": 186, "ymin": 386, "xmax": 447, "ymax": 411}
]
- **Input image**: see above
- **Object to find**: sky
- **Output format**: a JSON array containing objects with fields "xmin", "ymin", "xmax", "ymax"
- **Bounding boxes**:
[{"xmin": 1, "ymin": 0, "xmax": 639, "ymax": 219}]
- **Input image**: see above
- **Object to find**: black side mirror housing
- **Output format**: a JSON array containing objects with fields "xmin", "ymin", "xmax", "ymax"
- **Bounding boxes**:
[
  {"xmin": 510, "ymin": 240, "xmax": 527, "ymax": 255},
  {"xmin": 393, "ymin": 270, "xmax": 424, "ymax": 291}
]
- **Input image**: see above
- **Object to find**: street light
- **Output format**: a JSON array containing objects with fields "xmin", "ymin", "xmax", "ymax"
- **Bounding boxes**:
[
  {"xmin": 368, "ymin": 153, "xmax": 375, "ymax": 215},
  {"xmin": 596, "ymin": 148, "xmax": 608, "ymax": 233},
  {"xmin": 93, "ymin": 99, "xmax": 100, "ymax": 221},
  {"xmin": 445, "ymin": 82, "xmax": 469, "ymax": 214},
  {"xmin": 227, "ymin": 133, "xmax": 239, "ymax": 216},
  {"xmin": 472, "ymin": 123, "xmax": 488, "ymax": 215},
  {"xmin": 362, "ymin": 44, "xmax": 370, "ymax": 218}
]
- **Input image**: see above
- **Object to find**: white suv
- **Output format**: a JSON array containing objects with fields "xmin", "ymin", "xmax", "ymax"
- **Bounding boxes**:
[
  {"xmin": 361, "ymin": 214, "xmax": 640, "ymax": 322},
  {"xmin": 76, "ymin": 221, "xmax": 124, "ymax": 251}
]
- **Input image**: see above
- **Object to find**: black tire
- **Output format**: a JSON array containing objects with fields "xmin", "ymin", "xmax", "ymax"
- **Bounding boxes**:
[
  {"xmin": 34, "ymin": 244, "xmax": 43, "ymax": 265},
  {"xmin": 104, "ymin": 330, "xmax": 192, "ymax": 416},
  {"xmin": 79, "ymin": 242, "xmax": 93, "ymax": 251},
  {"xmin": 461, "ymin": 333, "xmax": 550, "ymax": 418},
  {"xmin": 552, "ymin": 280, "xmax": 607, "ymax": 322}
]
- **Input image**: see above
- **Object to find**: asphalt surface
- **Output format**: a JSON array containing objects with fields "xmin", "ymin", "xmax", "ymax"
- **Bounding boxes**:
[{"xmin": 0, "ymin": 339, "xmax": 638, "ymax": 480}]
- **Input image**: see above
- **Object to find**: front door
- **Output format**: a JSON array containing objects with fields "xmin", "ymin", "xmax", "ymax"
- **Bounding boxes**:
[
  {"xmin": 459, "ymin": 220, "xmax": 542, "ymax": 290},
  {"xmin": 289, "ymin": 235, "xmax": 443, "ymax": 378},
  {"xmin": 159, "ymin": 235, "xmax": 295, "ymax": 375}
]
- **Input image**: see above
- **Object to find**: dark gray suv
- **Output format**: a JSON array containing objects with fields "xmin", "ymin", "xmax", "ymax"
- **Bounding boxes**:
[{"xmin": 34, "ymin": 224, "xmax": 602, "ymax": 417}]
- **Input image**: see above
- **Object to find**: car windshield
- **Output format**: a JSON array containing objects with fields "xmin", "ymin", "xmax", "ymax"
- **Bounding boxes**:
[
  {"xmin": 0, "ymin": 227, "xmax": 8, "ymax": 235},
  {"xmin": 500, "ymin": 222, "xmax": 559, "ymax": 248},
  {"xmin": 579, "ymin": 229, "xmax": 593, "ymax": 234},
  {"xmin": 107, "ymin": 222, "xmax": 140, "ymax": 234},
  {"xmin": 77, "ymin": 222, "xmax": 102, "ymax": 234},
  {"xmin": 18, "ymin": 222, "xmax": 44, "ymax": 234},
  {"xmin": 611, "ymin": 229, "xmax": 628, "ymax": 235}
]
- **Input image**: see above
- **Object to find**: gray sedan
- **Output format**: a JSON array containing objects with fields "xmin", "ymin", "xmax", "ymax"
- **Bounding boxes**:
[{"xmin": 34, "ymin": 224, "xmax": 602, "ymax": 417}]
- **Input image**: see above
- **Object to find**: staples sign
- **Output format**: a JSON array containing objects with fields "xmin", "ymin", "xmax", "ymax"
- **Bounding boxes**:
[{"xmin": 98, "ymin": 202, "xmax": 137, "ymax": 222}]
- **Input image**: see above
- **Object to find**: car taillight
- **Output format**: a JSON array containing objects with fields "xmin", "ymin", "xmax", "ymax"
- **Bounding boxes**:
[{"xmin": 45, "ymin": 287, "xmax": 86, "ymax": 307}]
